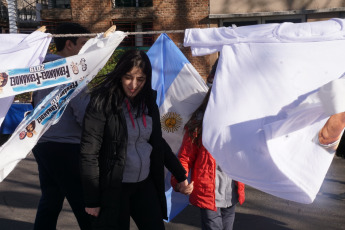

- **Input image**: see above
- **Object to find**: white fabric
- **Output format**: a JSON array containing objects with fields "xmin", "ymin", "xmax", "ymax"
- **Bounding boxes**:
[
  {"xmin": 0, "ymin": 31, "xmax": 125, "ymax": 182},
  {"xmin": 184, "ymin": 18, "xmax": 345, "ymax": 204},
  {"xmin": 0, "ymin": 31, "xmax": 51, "ymax": 126},
  {"xmin": 318, "ymin": 78, "xmax": 345, "ymax": 116}
]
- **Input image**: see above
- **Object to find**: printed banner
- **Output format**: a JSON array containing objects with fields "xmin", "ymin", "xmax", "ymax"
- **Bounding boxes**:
[
  {"xmin": 0, "ymin": 42, "xmax": 109, "ymax": 98},
  {"xmin": 0, "ymin": 31, "xmax": 126, "ymax": 182},
  {"xmin": 0, "ymin": 31, "xmax": 52, "ymax": 127}
]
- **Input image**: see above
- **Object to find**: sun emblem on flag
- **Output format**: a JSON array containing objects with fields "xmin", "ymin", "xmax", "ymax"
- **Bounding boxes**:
[{"xmin": 161, "ymin": 112, "xmax": 183, "ymax": 133}]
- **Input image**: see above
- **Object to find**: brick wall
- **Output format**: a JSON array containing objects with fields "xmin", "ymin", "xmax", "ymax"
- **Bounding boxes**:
[
  {"xmin": 44, "ymin": 1, "xmax": 345, "ymax": 80},
  {"xmin": 70, "ymin": 0, "xmax": 113, "ymax": 31},
  {"xmin": 153, "ymin": 0, "xmax": 213, "ymax": 78},
  {"xmin": 63, "ymin": 0, "xmax": 214, "ymax": 80}
]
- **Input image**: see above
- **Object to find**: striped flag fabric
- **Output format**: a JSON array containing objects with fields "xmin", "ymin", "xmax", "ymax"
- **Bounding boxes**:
[{"xmin": 147, "ymin": 33, "xmax": 208, "ymax": 221}]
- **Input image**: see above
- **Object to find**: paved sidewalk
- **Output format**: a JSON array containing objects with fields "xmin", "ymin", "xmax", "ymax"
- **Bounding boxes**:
[{"xmin": 0, "ymin": 154, "xmax": 344, "ymax": 229}]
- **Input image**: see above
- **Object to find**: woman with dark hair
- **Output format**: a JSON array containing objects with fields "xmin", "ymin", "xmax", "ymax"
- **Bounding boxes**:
[
  {"xmin": 171, "ymin": 87, "xmax": 245, "ymax": 230},
  {"xmin": 80, "ymin": 50, "xmax": 188, "ymax": 229}
]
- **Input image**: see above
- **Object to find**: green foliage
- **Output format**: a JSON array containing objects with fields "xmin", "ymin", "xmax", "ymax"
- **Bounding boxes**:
[
  {"xmin": 14, "ymin": 92, "xmax": 32, "ymax": 103},
  {"xmin": 95, "ymin": 47, "xmax": 148, "ymax": 78},
  {"xmin": 97, "ymin": 49, "xmax": 126, "ymax": 76},
  {"xmin": 88, "ymin": 48, "xmax": 126, "ymax": 87},
  {"xmin": 49, "ymin": 43, "xmax": 57, "ymax": 54}
]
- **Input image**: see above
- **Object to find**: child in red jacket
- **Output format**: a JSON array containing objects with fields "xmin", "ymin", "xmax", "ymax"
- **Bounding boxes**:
[{"xmin": 171, "ymin": 87, "xmax": 245, "ymax": 230}]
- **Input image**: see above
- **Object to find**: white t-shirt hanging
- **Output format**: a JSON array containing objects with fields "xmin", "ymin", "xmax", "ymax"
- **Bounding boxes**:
[
  {"xmin": 184, "ymin": 18, "xmax": 345, "ymax": 203},
  {"xmin": 0, "ymin": 31, "xmax": 52, "ymax": 126}
]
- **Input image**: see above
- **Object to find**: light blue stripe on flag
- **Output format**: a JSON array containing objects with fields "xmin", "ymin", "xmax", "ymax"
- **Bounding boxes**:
[
  {"xmin": 147, "ymin": 33, "xmax": 189, "ymax": 107},
  {"xmin": 147, "ymin": 33, "xmax": 208, "ymax": 222},
  {"xmin": 147, "ymin": 34, "xmax": 190, "ymax": 222}
]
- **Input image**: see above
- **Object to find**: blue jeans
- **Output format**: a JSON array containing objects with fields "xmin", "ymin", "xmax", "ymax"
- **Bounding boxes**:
[
  {"xmin": 32, "ymin": 142, "xmax": 91, "ymax": 230},
  {"xmin": 200, "ymin": 204, "xmax": 236, "ymax": 230}
]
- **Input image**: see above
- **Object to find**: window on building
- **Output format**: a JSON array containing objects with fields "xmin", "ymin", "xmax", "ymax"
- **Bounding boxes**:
[
  {"xmin": 221, "ymin": 15, "xmax": 305, "ymax": 27},
  {"xmin": 263, "ymin": 15, "xmax": 304, "ymax": 24},
  {"xmin": 40, "ymin": 0, "xmax": 71, "ymax": 9},
  {"xmin": 0, "ymin": 2, "xmax": 8, "ymax": 20},
  {"xmin": 18, "ymin": 7, "xmax": 37, "ymax": 21},
  {"xmin": 113, "ymin": 0, "xmax": 152, "ymax": 7},
  {"xmin": 18, "ymin": 28, "xmax": 37, "ymax": 34},
  {"xmin": 1, "ymin": 27, "xmax": 9, "ymax": 33},
  {"xmin": 113, "ymin": 21, "xmax": 153, "ymax": 48},
  {"xmin": 223, "ymin": 20, "xmax": 259, "ymax": 27},
  {"xmin": 40, "ymin": 20, "xmax": 71, "ymax": 34}
]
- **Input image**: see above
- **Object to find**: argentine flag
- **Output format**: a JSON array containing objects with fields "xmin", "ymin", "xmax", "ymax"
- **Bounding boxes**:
[{"xmin": 147, "ymin": 34, "xmax": 208, "ymax": 221}]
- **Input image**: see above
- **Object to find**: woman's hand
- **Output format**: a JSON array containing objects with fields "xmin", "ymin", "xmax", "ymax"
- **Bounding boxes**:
[
  {"xmin": 85, "ymin": 207, "xmax": 101, "ymax": 217},
  {"xmin": 319, "ymin": 111, "xmax": 345, "ymax": 147},
  {"xmin": 176, "ymin": 179, "xmax": 194, "ymax": 195}
]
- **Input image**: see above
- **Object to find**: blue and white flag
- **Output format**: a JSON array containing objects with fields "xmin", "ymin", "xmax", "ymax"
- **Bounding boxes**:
[
  {"xmin": 147, "ymin": 33, "xmax": 208, "ymax": 221},
  {"xmin": 0, "ymin": 31, "xmax": 126, "ymax": 182}
]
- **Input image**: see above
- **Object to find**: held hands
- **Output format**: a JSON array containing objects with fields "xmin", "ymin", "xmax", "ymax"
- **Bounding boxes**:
[
  {"xmin": 85, "ymin": 207, "xmax": 101, "ymax": 217},
  {"xmin": 176, "ymin": 179, "xmax": 194, "ymax": 195}
]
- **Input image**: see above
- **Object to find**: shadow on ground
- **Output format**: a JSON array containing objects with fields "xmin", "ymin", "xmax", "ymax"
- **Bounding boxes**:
[
  {"xmin": 169, "ymin": 204, "xmax": 292, "ymax": 230},
  {"xmin": 0, "ymin": 218, "xmax": 33, "ymax": 229}
]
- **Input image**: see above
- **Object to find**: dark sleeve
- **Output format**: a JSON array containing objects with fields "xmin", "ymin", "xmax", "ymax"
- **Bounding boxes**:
[
  {"xmin": 149, "ymin": 90, "xmax": 186, "ymax": 182},
  {"xmin": 336, "ymin": 131, "xmax": 345, "ymax": 158},
  {"xmin": 80, "ymin": 98, "xmax": 106, "ymax": 207}
]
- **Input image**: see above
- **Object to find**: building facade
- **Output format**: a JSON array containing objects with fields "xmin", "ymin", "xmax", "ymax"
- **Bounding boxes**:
[
  {"xmin": 0, "ymin": 0, "xmax": 41, "ymax": 33},
  {"xmin": 39, "ymin": 0, "xmax": 212, "ymax": 78},
  {"xmin": 211, "ymin": 0, "xmax": 345, "ymax": 26},
  {"xmin": 0, "ymin": 0, "xmax": 8, "ymax": 32},
  {"xmin": 3, "ymin": 0, "xmax": 345, "ymax": 79}
]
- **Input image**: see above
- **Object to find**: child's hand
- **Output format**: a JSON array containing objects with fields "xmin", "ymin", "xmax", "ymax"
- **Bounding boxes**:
[{"xmin": 177, "ymin": 179, "xmax": 194, "ymax": 195}]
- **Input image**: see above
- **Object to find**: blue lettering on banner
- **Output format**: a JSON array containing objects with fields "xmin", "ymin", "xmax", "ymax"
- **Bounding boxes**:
[
  {"xmin": 10, "ymin": 65, "xmax": 71, "ymax": 92},
  {"xmin": 8, "ymin": 58, "xmax": 67, "ymax": 76},
  {"xmin": 36, "ymin": 81, "xmax": 78, "ymax": 125}
]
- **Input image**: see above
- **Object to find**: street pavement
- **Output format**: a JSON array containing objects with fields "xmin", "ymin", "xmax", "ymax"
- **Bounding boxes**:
[{"xmin": 0, "ymin": 154, "xmax": 344, "ymax": 230}]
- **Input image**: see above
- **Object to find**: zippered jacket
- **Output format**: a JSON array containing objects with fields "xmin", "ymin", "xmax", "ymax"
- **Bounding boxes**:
[
  {"xmin": 80, "ymin": 90, "xmax": 187, "ymax": 219},
  {"xmin": 171, "ymin": 130, "xmax": 245, "ymax": 211}
]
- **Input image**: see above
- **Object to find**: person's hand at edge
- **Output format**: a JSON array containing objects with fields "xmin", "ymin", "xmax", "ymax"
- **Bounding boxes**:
[{"xmin": 85, "ymin": 207, "xmax": 101, "ymax": 217}]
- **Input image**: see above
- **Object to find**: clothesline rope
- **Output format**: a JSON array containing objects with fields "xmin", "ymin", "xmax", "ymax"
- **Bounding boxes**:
[{"xmin": 49, "ymin": 30, "xmax": 185, "ymax": 37}]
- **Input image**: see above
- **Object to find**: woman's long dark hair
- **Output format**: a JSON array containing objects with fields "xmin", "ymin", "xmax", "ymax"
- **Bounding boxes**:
[
  {"xmin": 185, "ymin": 87, "xmax": 212, "ymax": 145},
  {"xmin": 90, "ymin": 50, "xmax": 153, "ymax": 114}
]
